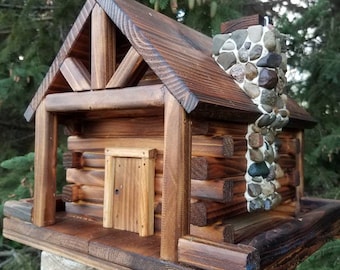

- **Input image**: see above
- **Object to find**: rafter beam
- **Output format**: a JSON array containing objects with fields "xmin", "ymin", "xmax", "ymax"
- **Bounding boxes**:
[{"xmin": 60, "ymin": 57, "xmax": 91, "ymax": 91}]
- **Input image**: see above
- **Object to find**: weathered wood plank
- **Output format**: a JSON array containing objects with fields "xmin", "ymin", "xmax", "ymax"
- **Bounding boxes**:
[
  {"xmin": 178, "ymin": 236, "xmax": 260, "ymax": 270},
  {"xmin": 3, "ymin": 200, "xmax": 33, "ymax": 222},
  {"xmin": 33, "ymin": 100, "xmax": 58, "ymax": 226},
  {"xmin": 160, "ymin": 90, "xmax": 191, "ymax": 261},
  {"xmin": 106, "ymin": 46, "xmax": 144, "ymax": 88},
  {"xmin": 60, "ymin": 57, "xmax": 91, "ymax": 91},
  {"xmin": 91, "ymin": 4, "xmax": 115, "ymax": 89},
  {"xmin": 45, "ymin": 84, "xmax": 165, "ymax": 112}
]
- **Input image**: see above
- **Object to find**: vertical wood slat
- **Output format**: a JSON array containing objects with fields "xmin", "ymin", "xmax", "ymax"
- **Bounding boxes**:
[
  {"xmin": 161, "ymin": 90, "xmax": 191, "ymax": 261},
  {"xmin": 91, "ymin": 4, "xmax": 116, "ymax": 89},
  {"xmin": 33, "ymin": 100, "xmax": 58, "ymax": 226},
  {"xmin": 103, "ymin": 148, "xmax": 156, "ymax": 237}
]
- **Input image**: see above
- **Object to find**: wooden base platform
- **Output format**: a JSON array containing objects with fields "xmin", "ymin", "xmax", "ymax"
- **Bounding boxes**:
[{"xmin": 3, "ymin": 197, "xmax": 340, "ymax": 270}]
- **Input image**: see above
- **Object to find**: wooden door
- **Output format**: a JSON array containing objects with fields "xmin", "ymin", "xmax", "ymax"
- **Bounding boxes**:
[{"xmin": 103, "ymin": 148, "xmax": 156, "ymax": 237}]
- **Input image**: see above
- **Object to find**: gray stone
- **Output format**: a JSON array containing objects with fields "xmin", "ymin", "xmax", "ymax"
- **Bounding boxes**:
[
  {"xmin": 265, "ymin": 130, "xmax": 276, "ymax": 144},
  {"xmin": 243, "ymin": 82, "xmax": 260, "ymax": 99},
  {"xmin": 245, "ymin": 62, "xmax": 258, "ymax": 81},
  {"xmin": 256, "ymin": 113, "xmax": 276, "ymax": 127},
  {"xmin": 230, "ymin": 29, "xmax": 248, "ymax": 49},
  {"xmin": 266, "ymin": 165, "xmax": 276, "ymax": 181},
  {"xmin": 260, "ymin": 104, "xmax": 273, "ymax": 113},
  {"xmin": 275, "ymin": 69, "xmax": 287, "ymax": 94},
  {"xmin": 271, "ymin": 193, "xmax": 282, "ymax": 208},
  {"xmin": 261, "ymin": 181, "xmax": 275, "ymax": 196},
  {"xmin": 280, "ymin": 53, "xmax": 287, "ymax": 72},
  {"xmin": 252, "ymin": 176, "xmax": 263, "ymax": 183},
  {"xmin": 248, "ymin": 25, "xmax": 263, "ymax": 43},
  {"xmin": 258, "ymin": 68, "xmax": 278, "ymax": 89},
  {"xmin": 221, "ymin": 40, "xmax": 236, "ymax": 51},
  {"xmin": 249, "ymin": 44, "xmax": 263, "ymax": 60},
  {"xmin": 244, "ymin": 41, "xmax": 251, "ymax": 50},
  {"xmin": 212, "ymin": 34, "xmax": 230, "ymax": 55},
  {"xmin": 256, "ymin": 53, "xmax": 282, "ymax": 68},
  {"xmin": 216, "ymin": 52, "xmax": 236, "ymax": 70},
  {"xmin": 248, "ymin": 183, "xmax": 262, "ymax": 197},
  {"xmin": 249, "ymin": 148, "xmax": 264, "ymax": 162},
  {"xmin": 248, "ymin": 161, "xmax": 270, "ymax": 178},
  {"xmin": 263, "ymin": 30, "xmax": 276, "ymax": 51},
  {"xmin": 264, "ymin": 199, "xmax": 272, "ymax": 210},
  {"xmin": 249, "ymin": 198, "xmax": 264, "ymax": 211},
  {"xmin": 275, "ymin": 96, "xmax": 285, "ymax": 109},
  {"xmin": 270, "ymin": 115, "xmax": 287, "ymax": 130},
  {"xmin": 264, "ymin": 142, "xmax": 274, "ymax": 164},
  {"xmin": 238, "ymin": 47, "xmax": 248, "ymax": 62},
  {"xmin": 229, "ymin": 64, "xmax": 245, "ymax": 83}
]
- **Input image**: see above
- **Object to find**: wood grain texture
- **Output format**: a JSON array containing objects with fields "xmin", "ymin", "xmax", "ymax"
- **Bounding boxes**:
[
  {"xmin": 91, "ymin": 4, "xmax": 115, "ymax": 89},
  {"xmin": 160, "ymin": 90, "xmax": 191, "ymax": 261},
  {"xmin": 60, "ymin": 57, "xmax": 91, "ymax": 91},
  {"xmin": 106, "ymin": 46, "xmax": 144, "ymax": 88},
  {"xmin": 24, "ymin": 0, "xmax": 95, "ymax": 121},
  {"xmin": 178, "ymin": 236, "xmax": 260, "ymax": 270},
  {"xmin": 45, "ymin": 84, "xmax": 165, "ymax": 112},
  {"xmin": 220, "ymin": 14, "xmax": 265, "ymax": 33},
  {"xmin": 33, "ymin": 100, "xmax": 58, "ymax": 226}
]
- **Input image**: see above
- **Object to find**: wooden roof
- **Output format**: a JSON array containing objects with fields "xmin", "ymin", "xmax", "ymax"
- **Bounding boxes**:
[{"xmin": 24, "ymin": 0, "xmax": 315, "ymax": 127}]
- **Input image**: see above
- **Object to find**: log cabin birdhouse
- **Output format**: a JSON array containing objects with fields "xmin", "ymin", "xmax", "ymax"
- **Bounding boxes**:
[{"xmin": 3, "ymin": 0, "xmax": 340, "ymax": 269}]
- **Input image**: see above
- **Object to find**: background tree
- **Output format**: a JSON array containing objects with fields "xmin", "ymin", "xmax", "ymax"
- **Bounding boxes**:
[{"xmin": 278, "ymin": 0, "xmax": 340, "ymax": 198}]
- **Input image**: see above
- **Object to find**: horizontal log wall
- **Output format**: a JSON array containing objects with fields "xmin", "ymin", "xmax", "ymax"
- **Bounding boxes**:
[{"xmin": 62, "ymin": 115, "xmax": 301, "ymax": 243}]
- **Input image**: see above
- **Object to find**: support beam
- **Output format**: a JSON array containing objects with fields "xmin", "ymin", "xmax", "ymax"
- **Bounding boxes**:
[
  {"xmin": 160, "ymin": 90, "xmax": 191, "ymax": 261},
  {"xmin": 106, "ymin": 46, "xmax": 144, "ymax": 88},
  {"xmin": 60, "ymin": 57, "xmax": 91, "ymax": 91},
  {"xmin": 91, "ymin": 4, "xmax": 115, "ymax": 89},
  {"xmin": 45, "ymin": 84, "xmax": 165, "ymax": 112},
  {"xmin": 33, "ymin": 100, "xmax": 58, "ymax": 226}
]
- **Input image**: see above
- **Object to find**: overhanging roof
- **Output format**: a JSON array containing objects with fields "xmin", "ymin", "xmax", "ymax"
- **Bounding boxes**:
[{"xmin": 24, "ymin": 0, "xmax": 315, "ymax": 127}]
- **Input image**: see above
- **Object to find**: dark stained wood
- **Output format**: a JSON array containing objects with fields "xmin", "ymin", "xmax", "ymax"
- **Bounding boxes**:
[
  {"xmin": 191, "ymin": 156, "xmax": 247, "ymax": 180},
  {"xmin": 220, "ymin": 14, "xmax": 265, "ymax": 34},
  {"xmin": 63, "ymin": 151, "xmax": 83, "ymax": 168},
  {"xmin": 24, "ymin": 0, "xmax": 96, "ymax": 121},
  {"xmin": 60, "ymin": 57, "xmax": 91, "ymax": 91},
  {"xmin": 246, "ymin": 201, "xmax": 340, "ymax": 269},
  {"xmin": 178, "ymin": 236, "xmax": 260, "ymax": 270}
]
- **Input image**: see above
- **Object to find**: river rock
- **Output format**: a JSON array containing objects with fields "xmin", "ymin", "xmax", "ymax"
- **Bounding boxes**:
[
  {"xmin": 263, "ymin": 30, "xmax": 276, "ymax": 51},
  {"xmin": 248, "ymin": 161, "xmax": 270, "ymax": 178},
  {"xmin": 266, "ymin": 165, "xmax": 276, "ymax": 181},
  {"xmin": 256, "ymin": 113, "xmax": 276, "ymax": 127},
  {"xmin": 248, "ymin": 132, "xmax": 263, "ymax": 148},
  {"xmin": 265, "ymin": 130, "xmax": 276, "ymax": 144},
  {"xmin": 248, "ymin": 25, "xmax": 263, "ymax": 43},
  {"xmin": 244, "ymin": 82, "xmax": 260, "ymax": 99},
  {"xmin": 238, "ymin": 47, "xmax": 248, "ymax": 62},
  {"xmin": 252, "ymin": 176, "xmax": 263, "ymax": 183},
  {"xmin": 249, "ymin": 148, "xmax": 264, "ymax": 162},
  {"xmin": 261, "ymin": 88, "xmax": 278, "ymax": 107},
  {"xmin": 249, "ymin": 198, "xmax": 264, "ymax": 211},
  {"xmin": 244, "ymin": 41, "xmax": 251, "ymax": 50},
  {"xmin": 258, "ymin": 68, "xmax": 278, "ymax": 89},
  {"xmin": 256, "ymin": 53, "xmax": 282, "ymax": 68},
  {"xmin": 249, "ymin": 44, "xmax": 263, "ymax": 60},
  {"xmin": 259, "ymin": 104, "xmax": 273, "ymax": 113},
  {"xmin": 278, "ymin": 108, "xmax": 289, "ymax": 118},
  {"xmin": 275, "ymin": 96, "xmax": 285, "ymax": 109},
  {"xmin": 216, "ymin": 52, "xmax": 236, "ymax": 70},
  {"xmin": 229, "ymin": 64, "xmax": 245, "ymax": 83},
  {"xmin": 248, "ymin": 183, "xmax": 262, "ymax": 197},
  {"xmin": 245, "ymin": 62, "xmax": 258, "ymax": 81},
  {"xmin": 280, "ymin": 53, "xmax": 287, "ymax": 71},
  {"xmin": 261, "ymin": 181, "xmax": 275, "ymax": 196},
  {"xmin": 264, "ymin": 142, "xmax": 274, "ymax": 164},
  {"xmin": 212, "ymin": 34, "xmax": 230, "ymax": 55},
  {"xmin": 221, "ymin": 40, "xmax": 236, "ymax": 51},
  {"xmin": 230, "ymin": 29, "xmax": 248, "ymax": 49},
  {"xmin": 275, "ymin": 164, "xmax": 284, "ymax": 179}
]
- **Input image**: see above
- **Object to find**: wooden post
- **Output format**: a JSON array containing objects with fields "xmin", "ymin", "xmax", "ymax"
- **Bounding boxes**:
[
  {"xmin": 33, "ymin": 100, "xmax": 58, "ymax": 226},
  {"xmin": 91, "ymin": 4, "xmax": 115, "ymax": 89},
  {"xmin": 160, "ymin": 90, "xmax": 191, "ymax": 261}
]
